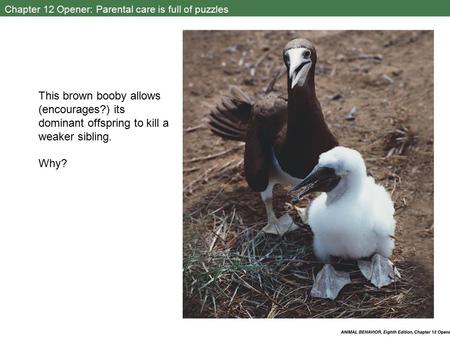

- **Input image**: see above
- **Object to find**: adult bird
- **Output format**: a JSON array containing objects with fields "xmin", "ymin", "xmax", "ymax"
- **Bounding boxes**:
[
  {"xmin": 209, "ymin": 38, "xmax": 338, "ymax": 235},
  {"xmin": 291, "ymin": 146, "xmax": 399, "ymax": 300}
]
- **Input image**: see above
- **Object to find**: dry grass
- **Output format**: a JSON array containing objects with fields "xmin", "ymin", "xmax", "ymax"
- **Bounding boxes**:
[
  {"xmin": 183, "ymin": 206, "xmax": 429, "ymax": 318},
  {"xmin": 384, "ymin": 126, "xmax": 418, "ymax": 157}
]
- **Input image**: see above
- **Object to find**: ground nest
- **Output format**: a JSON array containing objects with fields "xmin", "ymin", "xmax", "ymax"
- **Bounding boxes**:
[{"xmin": 183, "ymin": 206, "xmax": 428, "ymax": 318}]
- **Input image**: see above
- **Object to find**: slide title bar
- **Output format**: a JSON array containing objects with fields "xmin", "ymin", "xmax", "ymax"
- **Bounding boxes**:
[{"xmin": 2, "ymin": 0, "xmax": 450, "ymax": 16}]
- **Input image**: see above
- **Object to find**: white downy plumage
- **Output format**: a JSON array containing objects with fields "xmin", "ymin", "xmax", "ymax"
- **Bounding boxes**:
[
  {"xmin": 291, "ymin": 146, "xmax": 399, "ymax": 299},
  {"xmin": 308, "ymin": 147, "xmax": 395, "ymax": 262}
]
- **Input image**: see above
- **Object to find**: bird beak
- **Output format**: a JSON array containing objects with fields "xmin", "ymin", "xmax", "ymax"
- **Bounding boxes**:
[
  {"xmin": 290, "ymin": 166, "xmax": 341, "ymax": 201},
  {"xmin": 287, "ymin": 48, "xmax": 312, "ymax": 89}
]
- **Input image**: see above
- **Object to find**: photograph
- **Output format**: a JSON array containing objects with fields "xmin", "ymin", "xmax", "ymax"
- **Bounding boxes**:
[{"xmin": 183, "ymin": 30, "xmax": 434, "ymax": 318}]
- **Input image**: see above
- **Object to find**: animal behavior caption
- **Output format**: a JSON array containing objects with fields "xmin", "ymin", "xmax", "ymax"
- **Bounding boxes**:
[{"xmin": 37, "ymin": 90, "xmax": 167, "ymax": 170}]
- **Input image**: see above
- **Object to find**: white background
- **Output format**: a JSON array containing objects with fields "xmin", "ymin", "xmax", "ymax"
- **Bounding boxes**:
[{"xmin": 0, "ymin": 17, "xmax": 447, "ymax": 337}]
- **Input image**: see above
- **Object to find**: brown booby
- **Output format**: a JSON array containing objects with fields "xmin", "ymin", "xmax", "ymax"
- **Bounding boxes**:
[{"xmin": 209, "ymin": 39, "xmax": 338, "ymax": 235}]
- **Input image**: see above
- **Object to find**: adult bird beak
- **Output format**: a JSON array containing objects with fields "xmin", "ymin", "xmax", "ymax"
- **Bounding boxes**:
[
  {"xmin": 287, "ymin": 48, "xmax": 312, "ymax": 89},
  {"xmin": 290, "ymin": 166, "xmax": 341, "ymax": 202}
]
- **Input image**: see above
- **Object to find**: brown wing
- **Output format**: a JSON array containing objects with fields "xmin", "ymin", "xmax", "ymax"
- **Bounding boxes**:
[
  {"xmin": 244, "ymin": 95, "xmax": 288, "ymax": 192},
  {"xmin": 208, "ymin": 86, "xmax": 254, "ymax": 141}
]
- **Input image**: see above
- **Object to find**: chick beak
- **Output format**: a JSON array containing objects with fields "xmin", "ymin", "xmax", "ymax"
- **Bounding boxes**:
[{"xmin": 290, "ymin": 166, "xmax": 341, "ymax": 202}]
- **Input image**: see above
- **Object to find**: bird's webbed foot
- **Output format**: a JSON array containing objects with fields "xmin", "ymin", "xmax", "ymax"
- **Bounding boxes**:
[
  {"xmin": 261, "ymin": 214, "xmax": 299, "ymax": 236},
  {"xmin": 310, "ymin": 264, "xmax": 351, "ymax": 300},
  {"xmin": 357, "ymin": 253, "xmax": 401, "ymax": 288}
]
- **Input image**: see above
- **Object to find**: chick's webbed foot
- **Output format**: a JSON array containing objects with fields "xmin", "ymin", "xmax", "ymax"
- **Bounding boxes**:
[
  {"xmin": 358, "ymin": 253, "xmax": 401, "ymax": 288},
  {"xmin": 310, "ymin": 264, "xmax": 351, "ymax": 300}
]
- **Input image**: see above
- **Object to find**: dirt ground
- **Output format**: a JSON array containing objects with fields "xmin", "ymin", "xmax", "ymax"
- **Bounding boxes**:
[{"xmin": 183, "ymin": 30, "xmax": 433, "ymax": 318}]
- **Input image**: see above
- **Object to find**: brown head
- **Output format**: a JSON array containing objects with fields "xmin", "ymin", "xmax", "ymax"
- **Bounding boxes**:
[{"xmin": 282, "ymin": 38, "xmax": 317, "ymax": 91}]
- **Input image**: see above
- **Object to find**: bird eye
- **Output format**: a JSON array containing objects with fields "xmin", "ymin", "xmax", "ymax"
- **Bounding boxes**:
[
  {"xmin": 283, "ymin": 53, "xmax": 290, "ymax": 65},
  {"xmin": 303, "ymin": 50, "xmax": 311, "ymax": 58}
]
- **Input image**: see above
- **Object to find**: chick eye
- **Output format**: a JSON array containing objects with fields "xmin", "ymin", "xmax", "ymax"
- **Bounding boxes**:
[
  {"xmin": 283, "ymin": 53, "xmax": 290, "ymax": 66},
  {"xmin": 303, "ymin": 50, "xmax": 311, "ymax": 58}
]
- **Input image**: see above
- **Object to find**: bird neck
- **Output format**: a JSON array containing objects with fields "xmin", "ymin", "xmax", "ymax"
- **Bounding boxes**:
[
  {"xmin": 279, "ymin": 71, "xmax": 337, "ymax": 177},
  {"xmin": 285, "ymin": 72, "xmax": 325, "ymax": 142},
  {"xmin": 326, "ymin": 171, "xmax": 365, "ymax": 205}
]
